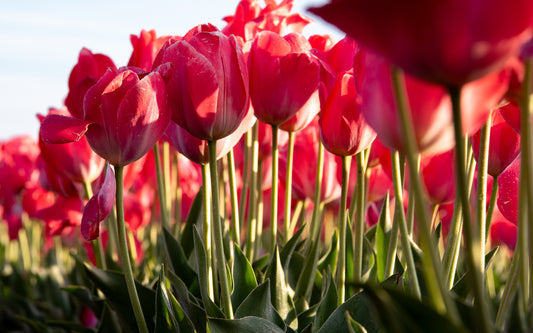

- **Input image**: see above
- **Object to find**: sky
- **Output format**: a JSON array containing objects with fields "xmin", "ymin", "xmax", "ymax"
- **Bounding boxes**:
[{"xmin": 0, "ymin": 0, "xmax": 343, "ymax": 141}]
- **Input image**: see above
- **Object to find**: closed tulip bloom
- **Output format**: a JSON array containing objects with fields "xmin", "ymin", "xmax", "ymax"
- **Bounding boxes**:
[
  {"xmin": 310, "ymin": 0, "xmax": 533, "ymax": 87},
  {"xmin": 471, "ymin": 109, "xmax": 521, "ymax": 177},
  {"xmin": 319, "ymin": 71, "xmax": 376, "ymax": 156},
  {"xmin": 161, "ymin": 31, "xmax": 250, "ymax": 141},
  {"xmin": 128, "ymin": 29, "xmax": 170, "ymax": 71},
  {"xmin": 420, "ymin": 149, "xmax": 456, "ymax": 205},
  {"xmin": 249, "ymin": 31, "xmax": 321, "ymax": 126},
  {"xmin": 497, "ymin": 155, "xmax": 520, "ymax": 225}
]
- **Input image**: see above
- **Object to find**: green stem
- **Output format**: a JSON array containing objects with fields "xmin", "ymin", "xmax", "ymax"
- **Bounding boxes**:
[
  {"xmin": 406, "ymin": 156, "xmax": 418, "ymax": 236},
  {"xmin": 283, "ymin": 131, "xmax": 295, "ymax": 244},
  {"xmin": 153, "ymin": 144, "xmax": 170, "ymax": 230},
  {"xmin": 245, "ymin": 124, "xmax": 259, "ymax": 261},
  {"xmin": 392, "ymin": 67, "xmax": 460, "ymax": 324},
  {"xmin": 239, "ymin": 130, "xmax": 252, "ymax": 226},
  {"xmin": 310, "ymin": 141, "xmax": 325, "ymax": 241},
  {"xmin": 207, "ymin": 140, "xmax": 234, "ymax": 319},
  {"xmin": 270, "ymin": 125, "xmax": 280, "ymax": 252},
  {"xmin": 391, "ymin": 151, "xmax": 421, "ymax": 298},
  {"xmin": 201, "ymin": 164, "xmax": 214, "ymax": 301},
  {"xmin": 174, "ymin": 154, "xmax": 182, "ymax": 234},
  {"xmin": 114, "ymin": 165, "xmax": 149, "ymax": 333},
  {"xmin": 353, "ymin": 151, "xmax": 366, "ymax": 283},
  {"xmin": 485, "ymin": 180, "xmax": 498, "ymax": 239},
  {"xmin": 254, "ymin": 161, "xmax": 264, "ymax": 259},
  {"xmin": 495, "ymin": 252, "xmax": 520, "ymax": 330},
  {"xmin": 336, "ymin": 155, "xmax": 351, "ymax": 305},
  {"xmin": 449, "ymin": 86, "xmax": 494, "ymax": 333},
  {"xmin": 162, "ymin": 142, "xmax": 172, "ymax": 224},
  {"xmin": 476, "ymin": 118, "xmax": 492, "ymax": 275},
  {"xmin": 227, "ymin": 150, "xmax": 241, "ymax": 246}
]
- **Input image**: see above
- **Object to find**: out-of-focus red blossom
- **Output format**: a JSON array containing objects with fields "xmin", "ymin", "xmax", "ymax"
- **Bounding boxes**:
[
  {"xmin": 319, "ymin": 70, "xmax": 376, "ymax": 156},
  {"xmin": 280, "ymin": 118, "xmax": 341, "ymax": 204},
  {"xmin": 420, "ymin": 149, "xmax": 456, "ymax": 205},
  {"xmin": 497, "ymin": 155, "xmax": 520, "ymax": 225},
  {"xmin": 308, "ymin": 34, "xmax": 334, "ymax": 54},
  {"xmin": 250, "ymin": 31, "xmax": 321, "ymax": 127},
  {"xmin": 255, "ymin": 121, "xmax": 289, "ymax": 162},
  {"xmin": 21, "ymin": 185, "xmax": 55, "ymax": 218},
  {"xmin": 498, "ymin": 102, "xmax": 521, "ymax": 134},
  {"xmin": 367, "ymin": 138, "xmax": 389, "ymax": 169},
  {"xmin": 360, "ymin": 52, "xmax": 510, "ymax": 155},
  {"xmin": 160, "ymin": 30, "xmax": 250, "ymax": 141},
  {"xmin": 65, "ymin": 48, "xmax": 116, "ymax": 119},
  {"xmin": 325, "ymin": 35, "xmax": 357, "ymax": 76},
  {"xmin": 38, "ymin": 108, "xmax": 105, "ymax": 185},
  {"xmin": 309, "ymin": 0, "xmax": 533, "ymax": 88},
  {"xmin": 128, "ymin": 29, "xmax": 170, "ymax": 71},
  {"xmin": 490, "ymin": 219, "xmax": 518, "ymax": 251},
  {"xmin": 471, "ymin": 109, "xmax": 521, "ymax": 177},
  {"xmin": 222, "ymin": 0, "xmax": 312, "ymax": 41},
  {"xmin": 0, "ymin": 135, "xmax": 40, "ymax": 194},
  {"xmin": 165, "ymin": 102, "xmax": 256, "ymax": 165},
  {"xmin": 38, "ymin": 156, "xmax": 84, "ymax": 199},
  {"xmin": 36, "ymin": 196, "xmax": 84, "ymax": 237}
]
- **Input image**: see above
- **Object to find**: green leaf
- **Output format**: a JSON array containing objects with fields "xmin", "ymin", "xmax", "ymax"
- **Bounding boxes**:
[
  {"xmin": 97, "ymin": 303, "xmax": 122, "ymax": 333},
  {"xmin": 297, "ymin": 303, "xmax": 319, "ymax": 332},
  {"xmin": 163, "ymin": 226, "xmax": 198, "ymax": 289},
  {"xmin": 82, "ymin": 263, "xmax": 156, "ymax": 333},
  {"xmin": 231, "ymin": 243, "xmax": 258, "ymax": 309},
  {"xmin": 317, "ymin": 292, "xmax": 379, "ymax": 333},
  {"xmin": 62, "ymin": 285, "xmax": 103, "ymax": 318},
  {"xmin": 317, "ymin": 230, "xmax": 339, "ymax": 274},
  {"xmin": 280, "ymin": 227, "xmax": 305, "ymax": 272},
  {"xmin": 235, "ymin": 281, "xmax": 285, "ymax": 330},
  {"xmin": 208, "ymin": 316, "xmax": 285, "ymax": 333},
  {"xmin": 375, "ymin": 193, "xmax": 391, "ymax": 282},
  {"xmin": 346, "ymin": 312, "xmax": 368, "ymax": 333},
  {"xmin": 264, "ymin": 247, "xmax": 297, "ymax": 328},
  {"xmin": 166, "ymin": 270, "xmax": 207, "ymax": 333},
  {"xmin": 313, "ymin": 268, "xmax": 338, "ymax": 332},
  {"xmin": 180, "ymin": 188, "xmax": 204, "ymax": 257},
  {"xmin": 155, "ymin": 267, "xmax": 180, "ymax": 332},
  {"xmin": 192, "ymin": 226, "xmax": 224, "ymax": 318}
]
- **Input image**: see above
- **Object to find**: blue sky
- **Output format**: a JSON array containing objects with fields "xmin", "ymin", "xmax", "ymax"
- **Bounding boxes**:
[{"xmin": 0, "ymin": 0, "xmax": 342, "ymax": 140}]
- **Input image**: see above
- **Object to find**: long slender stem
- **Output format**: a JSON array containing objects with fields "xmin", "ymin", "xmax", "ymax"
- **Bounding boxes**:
[
  {"xmin": 336, "ymin": 155, "xmax": 351, "ymax": 305},
  {"xmin": 310, "ymin": 141, "xmax": 325, "ymax": 241},
  {"xmin": 283, "ymin": 131, "xmax": 295, "ymax": 244},
  {"xmin": 153, "ymin": 144, "xmax": 169, "ymax": 230},
  {"xmin": 449, "ymin": 86, "xmax": 494, "ymax": 333},
  {"xmin": 391, "ymin": 67, "xmax": 460, "ymax": 324},
  {"xmin": 391, "ymin": 151, "xmax": 421, "ymax": 299},
  {"xmin": 245, "ymin": 124, "xmax": 259, "ymax": 261},
  {"xmin": 207, "ymin": 141, "xmax": 233, "ymax": 319},
  {"xmin": 227, "ymin": 150, "xmax": 241, "ymax": 246},
  {"xmin": 270, "ymin": 125, "xmax": 280, "ymax": 252},
  {"xmin": 476, "ymin": 117, "xmax": 492, "ymax": 275},
  {"xmin": 239, "ymin": 130, "xmax": 252, "ymax": 228},
  {"xmin": 353, "ymin": 151, "xmax": 366, "ymax": 283},
  {"xmin": 114, "ymin": 166, "xmax": 148, "ymax": 333},
  {"xmin": 495, "ymin": 251, "xmax": 520, "ymax": 330},
  {"xmin": 200, "ymin": 164, "xmax": 214, "ymax": 301}
]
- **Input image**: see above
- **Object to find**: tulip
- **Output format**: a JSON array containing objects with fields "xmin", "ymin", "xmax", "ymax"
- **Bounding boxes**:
[
  {"xmin": 65, "ymin": 48, "xmax": 116, "ymax": 119},
  {"xmin": 360, "ymin": 52, "xmax": 509, "ymax": 155},
  {"xmin": 249, "ymin": 31, "xmax": 320, "ymax": 126},
  {"xmin": 419, "ymin": 149, "xmax": 456, "ymax": 205},
  {"xmin": 128, "ymin": 29, "xmax": 170, "ymax": 71},
  {"xmin": 497, "ymin": 156, "xmax": 520, "ymax": 225},
  {"xmin": 319, "ymin": 70, "xmax": 376, "ymax": 157},
  {"xmin": 471, "ymin": 110, "xmax": 521, "ymax": 178},
  {"xmin": 309, "ymin": 0, "xmax": 533, "ymax": 87},
  {"xmin": 161, "ymin": 31, "xmax": 250, "ymax": 142}
]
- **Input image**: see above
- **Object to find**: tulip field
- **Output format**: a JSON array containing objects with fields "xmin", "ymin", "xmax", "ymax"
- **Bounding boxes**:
[{"xmin": 2, "ymin": 0, "xmax": 533, "ymax": 332}]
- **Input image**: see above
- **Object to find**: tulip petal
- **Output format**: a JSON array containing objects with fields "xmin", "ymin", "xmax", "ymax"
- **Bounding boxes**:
[
  {"xmin": 81, "ymin": 164, "xmax": 116, "ymax": 240},
  {"xmin": 40, "ymin": 114, "xmax": 92, "ymax": 144}
]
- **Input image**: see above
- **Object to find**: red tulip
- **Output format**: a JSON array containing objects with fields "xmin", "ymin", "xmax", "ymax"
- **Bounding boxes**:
[
  {"xmin": 471, "ymin": 110, "xmax": 521, "ymax": 177},
  {"xmin": 222, "ymin": 0, "xmax": 312, "ymax": 41},
  {"xmin": 497, "ymin": 155, "xmax": 520, "ymax": 225},
  {"xmin": 128, "ymin": 29, "xmax": 170, "ymax": 71},
  {"xmin": 161, "ymin": 30, "xmax": 250, "ymax": 141},
  {"xmin": 65, "ymin": 48, "xmax": 116, "ymax": 119},
  {"xmin": 309, "ymin": 0, "xmax": 533, "ymax": 87},
  {"xmin": 38, "ymin": 108, "xmax": 105, "ymax": 184},
  {"xmin": 360, "ymin": 52, "xmax": 509, "ymax": 154},
  {"xmin": 250, "ymin": 31, "xmax": 321, "ymax": 126},
  {"xmin": 319, "ymin": 70, "xmax": 376, "ymax": 156},
  {"xmin": 420, "ymin": 149, "xmax": 456, "ymax": 205}
]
